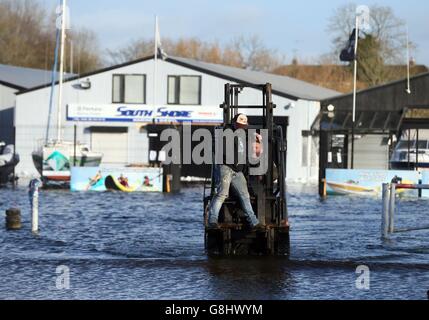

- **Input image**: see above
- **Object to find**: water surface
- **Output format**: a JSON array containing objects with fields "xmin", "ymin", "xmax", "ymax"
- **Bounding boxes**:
[{"xmin": 0, "ymin": 183, "xmax": 428, "ymax": 300}]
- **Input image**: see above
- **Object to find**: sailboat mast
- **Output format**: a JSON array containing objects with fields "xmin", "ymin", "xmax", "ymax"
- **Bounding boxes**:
[
  {"xmin": 153, "ymin": 15, "xmax": 158, "ymax": 114},
  {"xmin": 57, "ymin": 0, "xmax": 67, "ymax": 143}
]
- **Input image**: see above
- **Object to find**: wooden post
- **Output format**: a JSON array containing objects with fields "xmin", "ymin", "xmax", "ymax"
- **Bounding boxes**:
[
  {"xmin": 322, "ymin": 179, "xmax": 327, "ymax": 198},
  {"xmin": 318, "ymin": 130, "xmax": 329, "ymax": 197},
  {"xmin": 381, "ymin": 183, "xmax": 389, "ymax": 238},
  {"xmin": 418, "ymin": 180, "xmax": 423, "ymax": 198},
  {"xmin": 388, "ymin": 183, "xmax": 396, "ymax": 234},
  {"xmin": 166, "ymin": 174, "xmax": 171, "ymax": 193},
  {"xmin": 170, "ymin": 164, "xmax": 182, "ymax": 193},
  {"xmin": 5, "ymin": 208, "xmax": 21, "ymax": 230}
]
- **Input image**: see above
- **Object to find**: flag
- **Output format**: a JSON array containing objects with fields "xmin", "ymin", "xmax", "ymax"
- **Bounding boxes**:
[
  {"xmin": 340, "ymin": 29, "xmax": 357, "ymax": 62},
  {"xmin": 155, "ymin": 17, "xmax": 167, "ymax": 60}
]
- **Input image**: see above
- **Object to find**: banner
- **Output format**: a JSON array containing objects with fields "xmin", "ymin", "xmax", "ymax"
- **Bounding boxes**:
[
  {"xmin": 325, "ymin": 169, "xmax": 420, "ymax": 196},
  {"xmin": 71, "ymin": 167, "xmax": 163, "ymax": 192},
  {"xmin": 67, "ymin": 104, "xmax": 223, "ymax": 123}
]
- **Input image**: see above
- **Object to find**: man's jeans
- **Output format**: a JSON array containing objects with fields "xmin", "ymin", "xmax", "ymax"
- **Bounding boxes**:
[{"xmin": 208, "ymin": 165, "xmax": 260, "ymax": 227}]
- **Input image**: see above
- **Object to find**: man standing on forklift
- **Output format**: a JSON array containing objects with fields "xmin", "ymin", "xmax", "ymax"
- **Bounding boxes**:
[{"xmin": 207, "ymin": 113, "xmax": 263, "ymax": 230}]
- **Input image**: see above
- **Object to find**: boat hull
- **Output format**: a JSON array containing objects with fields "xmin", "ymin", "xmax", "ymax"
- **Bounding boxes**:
[
  {"xmin": 32, "ymin": 146, "xmax": 103, "ymax": 182},
  {"xmin": 0, "ymin": 157, "xmax": 19, "ymax": 184},
  {"xmin": 390, "ymin": 161, "xmax": 429, "ymax": 170}
]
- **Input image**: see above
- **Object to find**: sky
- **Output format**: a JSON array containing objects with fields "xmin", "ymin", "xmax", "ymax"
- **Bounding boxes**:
[{"xmin": 40, "ymin": 0, "xmax": 429, "ymax": 66}]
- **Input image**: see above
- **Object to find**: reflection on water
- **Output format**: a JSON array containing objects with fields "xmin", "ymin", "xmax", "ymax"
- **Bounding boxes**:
[{"xmin": 0, "ymin": 184, "xmax": 428, "ymax": 300}]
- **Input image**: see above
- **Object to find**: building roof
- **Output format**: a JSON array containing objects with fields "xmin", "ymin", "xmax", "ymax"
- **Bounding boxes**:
[
  {"xmin": 0, "ymin": 64, "xmax": 74, "ymax": 90},
  {"xmin": 168, "ymin": 56, "xmax": 340, "ymax": 101},
  {"xmin": 17, "ymin": 55, "xmax": 340, "ymax": 101},
  {"xmin": 312, "ymin": 109, "xmax": 404, "ymax": 134},
  {"xmin": 314, "ymin": 72, "xmax": 429, "ymax": 133},
  {"xmin": 322, "ymin": 72, "xmax": 429, "ymax": 110}
]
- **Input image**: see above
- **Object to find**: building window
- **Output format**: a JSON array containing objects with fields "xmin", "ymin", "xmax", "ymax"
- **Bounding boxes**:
[
  {"xmin": 167, "ymin": 75, "xmax": 201, "ymax": 105},
  {"xmin": 113, "ymin": 74, "xmax": 146, "ymax": 104}
]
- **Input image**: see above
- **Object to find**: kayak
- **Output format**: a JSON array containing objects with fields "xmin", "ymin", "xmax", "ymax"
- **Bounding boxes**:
[{"xmin": 104, "ymin": 175, "xmax": 139, "ymax": 192}]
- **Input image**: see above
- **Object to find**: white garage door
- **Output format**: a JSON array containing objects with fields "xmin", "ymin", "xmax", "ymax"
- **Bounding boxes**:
[
  {"xmin": 349, "ymin": 135, "xmax": 389, "ymax": 170},
  {"xmin": 91, "ymin": 131, "xmax": 128, "ymax": 164}
]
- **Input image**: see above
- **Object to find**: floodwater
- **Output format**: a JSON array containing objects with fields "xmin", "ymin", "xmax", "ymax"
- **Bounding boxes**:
[{"xmin": 0, "ymin": 183, "xmax": 428, "ymax": 300}]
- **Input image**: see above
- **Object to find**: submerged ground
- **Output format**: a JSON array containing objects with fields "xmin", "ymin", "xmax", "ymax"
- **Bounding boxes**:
[{"xmin": 0, "ymin": 183, "xmax": 428, "ymax": 300}]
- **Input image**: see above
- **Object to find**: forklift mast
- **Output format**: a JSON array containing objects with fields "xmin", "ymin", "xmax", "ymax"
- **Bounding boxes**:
[{"xmin": 204, "ymin": 83, "xmax": 290, "ymax": 256}]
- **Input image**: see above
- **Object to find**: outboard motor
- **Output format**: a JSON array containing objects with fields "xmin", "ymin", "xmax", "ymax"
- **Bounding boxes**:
[{"xmin": 0, "ymin": 143, "xmax": 19, "ymax": 184}]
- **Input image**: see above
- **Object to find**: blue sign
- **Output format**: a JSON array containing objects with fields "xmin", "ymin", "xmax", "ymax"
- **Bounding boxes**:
[{"xmin": 67, "ymin": 104, "xmax": 222, "ymax": 123}]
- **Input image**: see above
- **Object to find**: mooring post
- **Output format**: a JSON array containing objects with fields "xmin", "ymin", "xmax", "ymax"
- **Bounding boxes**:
[
  {"xmin": 381, "ymin": 183, "xmax": 390, "ymax": 238},
  {"xmin": 166, "ymin": 174, "xmax": 171, "ymax": 193},
  {"xmin": 5, "ymin": 208, "xmax": 21, "ymax": 230},
  {"xmin": 29, "ymin": 179, "xmax": 42, "ymax": 234},
  {"xmin": 418, "ymin": 179, "xmax": 423, "ymax": 198},
  {"xmin": 322, "ymin": 179, "xmax": 327, "ymax": 199},
  {"xmin": 388, "ymin": 183, "xmax": 396, "ymax": 234},
  {"xmin": 171, "ymin": 164, "xmax": 182, "ymax": 193}
]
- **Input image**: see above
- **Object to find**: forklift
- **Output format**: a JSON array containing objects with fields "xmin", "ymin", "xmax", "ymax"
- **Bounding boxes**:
[{"xmin": 203, "ymin": 83, "xmax": 290, "ymax": 256}]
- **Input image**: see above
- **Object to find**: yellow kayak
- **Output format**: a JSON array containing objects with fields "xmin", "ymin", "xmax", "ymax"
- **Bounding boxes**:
[{"xmin": 105, "ymin": 175, "xmax": 139, "ymax": 192}]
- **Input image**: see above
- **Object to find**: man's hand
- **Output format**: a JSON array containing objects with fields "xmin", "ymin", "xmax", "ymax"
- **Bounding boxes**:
[{"xmin": 252, "ymin": 133, "xmax": 263, "ymax": 158}]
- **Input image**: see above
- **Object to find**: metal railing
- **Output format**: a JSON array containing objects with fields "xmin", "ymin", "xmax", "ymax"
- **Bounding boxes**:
[{"xmin": 381, "ymin": 183, "xmax": 429, "ymax": 238}]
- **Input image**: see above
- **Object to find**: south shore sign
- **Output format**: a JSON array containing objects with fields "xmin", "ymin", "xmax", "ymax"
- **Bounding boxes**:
[{"xmin": 67, "ymin": 104, "xmax": 222, "ymax": 123}]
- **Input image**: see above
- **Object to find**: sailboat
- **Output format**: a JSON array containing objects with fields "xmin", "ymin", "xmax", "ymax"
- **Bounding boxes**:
[{"xmin": 32, "ymin": 0, "xmax": 103, "ymax": 182}]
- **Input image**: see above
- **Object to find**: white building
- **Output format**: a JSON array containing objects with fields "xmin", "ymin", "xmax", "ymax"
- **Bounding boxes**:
[
  {"xmin": 0, "ymin": 64, "xmax": 70, "ymax": 144},
  {"xmin": 14, "ymin": 55, "xmax": 338, "ymax": 182}
]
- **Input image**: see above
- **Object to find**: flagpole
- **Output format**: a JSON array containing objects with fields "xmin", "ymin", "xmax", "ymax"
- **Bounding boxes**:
[
  {"xmin": 406, "ymin": 24, "xmax": 411, "ymax": 94},
  {"xmin": 57, "ymin": 0, "xmax": 67, "ymax": 143},
  {"xmin": 351, "ymin": 15, "xmax": 359, "ymax": 169},
  {"xmin": 153, "ymin": 15, "xmax": 158, "ymax": 122}
]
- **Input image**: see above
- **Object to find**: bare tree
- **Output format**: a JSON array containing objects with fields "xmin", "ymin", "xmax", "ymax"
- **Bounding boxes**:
[
  {"xmin": 0, "ymin": 0, "xmax": 47, "ymax": 67},
  {"xmin": 328, "ymin": 3, "xmax": 410, "ymax": 63},
  {"xmin": 69, "ymin": 28, "xmax": 103, "ymax": 74},
  {"xmin": 231, "ymin": 35, "xmax": 283, "ymax": 71},
  {"xmin": 107, "ymin": 39, "xmax": 153, "ymax": 65},
  {"xmin": 327, "ymin": 3, "xmax": 417, "ymax": 87},
  {"xmin": 0, "ymin": 0, "xmax": 102, "ymax": 73},
  {"xmin": 107, "ymin": 35, "xmax": 283, "ymax": 72}
]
